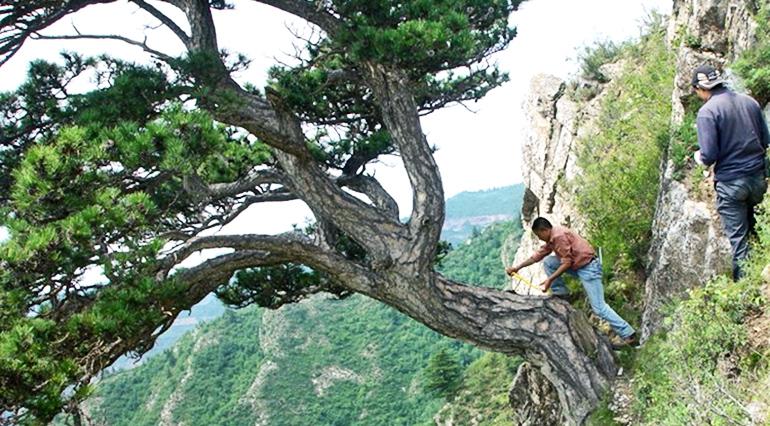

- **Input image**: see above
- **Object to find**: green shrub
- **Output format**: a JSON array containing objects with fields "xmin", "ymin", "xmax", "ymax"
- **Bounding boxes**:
[
  {"xmin": 573, "ymin": 23, "xmax": 674, "ymax": 276},
  {"xmin": 669, "ymin": 107, "xmax": 699, "ymax": 180},
  {"xmin": 733, "ymin": 6, "xmax": 770, "ymax": 106},
  {"xmin": 629, "ymin": 196, "xmax": 770, "ymax": 425},
  {"xmin": 578, "ymin": 40, "xmax": 626, "ymax": 83}
]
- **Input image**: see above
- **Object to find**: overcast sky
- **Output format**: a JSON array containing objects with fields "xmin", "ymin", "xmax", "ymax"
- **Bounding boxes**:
[{"xmin": 1, "ymin": 0, "xmax": 673, "ymax": 236}]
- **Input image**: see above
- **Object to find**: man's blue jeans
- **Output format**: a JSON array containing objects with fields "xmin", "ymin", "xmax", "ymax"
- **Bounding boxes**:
[
  {"xmin": 715, "ymin": 173, "xmax": 767, "ymax": 280},
  {"xmin": 543, "ymin": 256, "xmax": 635, "ymax": 339}
]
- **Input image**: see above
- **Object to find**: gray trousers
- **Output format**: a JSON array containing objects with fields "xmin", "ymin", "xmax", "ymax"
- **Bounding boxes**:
[{"xmin": 715, "ymin": 173, "xmax": 767, "ymax": 280}]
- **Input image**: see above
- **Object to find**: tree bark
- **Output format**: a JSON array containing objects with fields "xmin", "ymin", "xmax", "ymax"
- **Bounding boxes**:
[{"xmin": 358, "ymin": 271, "xmax": 617, "ymax": 425}]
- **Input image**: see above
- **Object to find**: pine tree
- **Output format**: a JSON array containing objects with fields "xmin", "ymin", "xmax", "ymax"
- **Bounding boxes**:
[
  {"xmin": 0, "ymin": 1, "xmax": 616, "ymax": 423},
  {"xmin": 424, "ymin": 347, "xmax": 463, "ymax": 398}
]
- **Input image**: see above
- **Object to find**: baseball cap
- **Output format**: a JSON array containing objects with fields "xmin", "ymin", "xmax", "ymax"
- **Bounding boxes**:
[{"xmin": 691, "ymin": 64, "xmax": 726, "ymax": 89}]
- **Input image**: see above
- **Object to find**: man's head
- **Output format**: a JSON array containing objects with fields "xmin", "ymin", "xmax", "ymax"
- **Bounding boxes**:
[
  {"xmin": 532, "ymin": 217, "xmax": 553, "ymax": 242},
  {"xmin": 691, "ymin": 64, "xmax": 725, "ymax": 101}
]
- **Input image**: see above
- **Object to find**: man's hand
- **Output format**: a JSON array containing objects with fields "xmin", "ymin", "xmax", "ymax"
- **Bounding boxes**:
[
  {"xmin": 505, "ymin": 265, "xmax": 519, "ymax": 276},
  {"xmin": 540, "ymin": 278, "xmax": 553, "ymax": 293},
  {"xmin": 693, "ymin": 150, "xmax": 705, "ymax": 166}
]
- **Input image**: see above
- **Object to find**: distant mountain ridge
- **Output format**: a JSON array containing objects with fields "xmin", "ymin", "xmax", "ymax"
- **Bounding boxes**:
[
  {"xmin": 79, "ymin": 187, "xmax": 526, "ymax": 426},
  {"xmin": 110, "ymin": 184, "xmax": 525, "ymax": 370},
  {"xmin": 442, "ymin": 184, "xmax": 524, "ymax": 245}
]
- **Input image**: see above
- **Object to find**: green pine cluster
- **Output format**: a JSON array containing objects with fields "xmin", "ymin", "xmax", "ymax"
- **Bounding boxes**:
[{"xmin": 0, "ymin": 54, "xmax": 273, "ymax": 422}]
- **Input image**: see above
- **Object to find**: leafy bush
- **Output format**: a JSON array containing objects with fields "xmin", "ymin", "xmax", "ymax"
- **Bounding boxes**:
[
  {"xmin": 668, "ymin": 105, "xmax": 700, "ymax": 180},
  {"xmin": 578, "ymin": 40, "xmax": 625, "ymax": 83},
  {"xmin": 629, "ymin": 196, "xmax": 770, "ymax": 425},
  {"xmin": 733, "ymin": 6, "xmax": 770, "ymax": 106},
  {"xmin": 573, "ymin": 22, "xmax": 674, "ymax": 275}
]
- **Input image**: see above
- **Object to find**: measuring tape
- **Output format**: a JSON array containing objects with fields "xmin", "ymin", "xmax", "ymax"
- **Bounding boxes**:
[{"xmin": 508, "ymin": 271, "xmax": 551, "ymax": 295}]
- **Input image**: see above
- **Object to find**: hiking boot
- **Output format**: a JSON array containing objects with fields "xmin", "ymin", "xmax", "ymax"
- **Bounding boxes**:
[{"xmin": 611, "ymin": 332, "xmax": 639, "ymax": 350}]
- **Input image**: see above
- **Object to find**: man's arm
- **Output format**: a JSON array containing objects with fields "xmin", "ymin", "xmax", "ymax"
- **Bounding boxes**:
[
  {"xmin": 506, "ymin": 258, "xmax": 536, "ymax": 275},
  {"xmin": 506, "ymin": 244, "xmax": 551, "ymax": 275},
  {"xmin": 541, "ymin": 236, "xmax": 574, "ymax": 290},
  {"xmin": 696, "ymin": 110, "xmax": 719, "ymax": 166}
]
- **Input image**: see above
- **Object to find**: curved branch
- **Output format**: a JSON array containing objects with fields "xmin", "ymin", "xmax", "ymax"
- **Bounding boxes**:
[
  {"xmin": 252, "ymin": 0, "xmax": 341, "ymax": 37},
  {"xmin": 61, "ymin": 250, "xmax": 290, "ymax": 400},
  {"xmin": 172, "ymin": 237, "xmax": 377, "ymax": 296},
  {"xmin": 0, "ymin": 0, "xmax": 116, "ymax": 66},
  {"xmin": 337, "ymin": 174, "xmax": 399, "ymax": 220},
  {"xmin": 159, "ymin": 232, "xmax": 372, "ymax": 292},
  {"xmin": 131, "ymin": 0, "xmax": 191, "ymax": 47},
  {"xmin": 182, "ymin": 168, "xmax": 287, "ymax": 202},
  {"xmin": 159, "ymin": 232, "xmax": 301, "ymax": 274},
  {"xmin": 206, "ymin": 168, "xmax": 284, "ymax": 199},
  {"xmin": 30, "ymin": 32, "xmax": 174, "ymax": 62}
]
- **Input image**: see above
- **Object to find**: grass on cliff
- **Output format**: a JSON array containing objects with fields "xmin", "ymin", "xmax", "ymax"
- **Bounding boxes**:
[
  {"xmin": 734, "ymin": 5, "xmax": 770, "ymax": 107},
  {"xmin": 621, "ymin": 196, "xmax": 770, "ymax": 425},
  {"xmin": 571, "ymin": 17, "xmax": 674, "ymax": 316},
  {"xmin": 624, "ymin": 10, "xmax": 770, "ymax": 422}
]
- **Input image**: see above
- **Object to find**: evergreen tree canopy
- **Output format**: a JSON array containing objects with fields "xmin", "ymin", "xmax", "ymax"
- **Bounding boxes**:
[{"xmin": 423, "ymin": 346, "xmax": 463, "ymax": 398}]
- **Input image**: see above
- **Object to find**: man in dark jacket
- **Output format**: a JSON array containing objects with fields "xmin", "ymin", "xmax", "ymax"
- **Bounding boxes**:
[{"xmin": 693, "ymin": 64, "xmax": 770, "ymax": 280}]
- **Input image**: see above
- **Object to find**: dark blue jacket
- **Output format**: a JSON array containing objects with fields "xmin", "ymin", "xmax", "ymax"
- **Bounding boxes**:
[{"xmin": 696, "ymin": 87, "xmax": 770, "ymax": 182}]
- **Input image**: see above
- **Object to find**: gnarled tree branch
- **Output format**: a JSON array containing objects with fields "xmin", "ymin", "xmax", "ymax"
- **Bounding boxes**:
[
  {"xmin": 253, "ymin": 0, "xmax": 342, "ymax": 37},
  {"xmin": 131, "ymin": 0, "xmax": 191, "ymax": 47},
  {"xmin": 364, "ymin": 63, "xmax": 445, "ymax": 272},
  {"xmin": 30, "ymin": 32, "xmax": 174, "ymax": 62},
  {"xmin": 337, "ymin": 174, "xmax": 399, "ymax": 220},
  {"xmin": 0, "ymin": 0, "xmax": 116, "ymax": 66}
]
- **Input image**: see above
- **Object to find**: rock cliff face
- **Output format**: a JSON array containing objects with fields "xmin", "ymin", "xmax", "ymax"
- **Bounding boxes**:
[
  {"xmin": 505, "ymin": 70, "xmax": 615, "ymax": 293},
  {"xmin": 511, "ymin": 0, "xmax": 766, "ymax": 340},
  {"xmin": 508, "ymin": 0, "xmax": 768, "ymax": 419},
  {"xmin": 508, "ymin": 362, "xmax": 564, "ymax": 426},
  {"xmin": 642, "ymin": 0, "xmax": 761, "ymax": 340}
]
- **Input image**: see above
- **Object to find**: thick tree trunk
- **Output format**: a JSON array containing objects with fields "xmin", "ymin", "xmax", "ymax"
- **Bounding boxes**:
[
  {"xmin": 367, "ymin": 271, "xmax": 617, "ymax": 425},
  {"xmin": 509, "ymin": 362, "xmax": 565, "ymax": 425}
]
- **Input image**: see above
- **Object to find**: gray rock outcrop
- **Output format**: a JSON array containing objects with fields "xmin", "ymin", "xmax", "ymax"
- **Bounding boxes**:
[
  {"xmin": 506, "ymin": 69, "xmax": 617, "ymax": 293},
  {"xmin": 641, "ymin": 0, "xmax": 762, "ymax": 340},
  {"xmin": 508, "ymin": 362, "xmax": 564, "ymax": 426}
]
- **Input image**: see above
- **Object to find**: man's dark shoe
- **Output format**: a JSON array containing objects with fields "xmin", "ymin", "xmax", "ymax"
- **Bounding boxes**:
[
  {"xmin": 553, "ymin": 293, "xmax": 578, "ymax": 304},
  {"xmin": 611, "ymin": 332, "xmax": 639, "ymax": 350}
]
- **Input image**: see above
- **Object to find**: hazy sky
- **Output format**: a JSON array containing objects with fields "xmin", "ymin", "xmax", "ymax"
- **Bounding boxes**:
[{"xmin": 1, "ymin": 0, "xmax": 672, "ymax": 235}]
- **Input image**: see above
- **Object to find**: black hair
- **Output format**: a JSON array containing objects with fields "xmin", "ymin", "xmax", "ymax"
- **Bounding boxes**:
[{"xmin": 532, "ymin": 217, "xmax": 552, "ymax": 231}]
